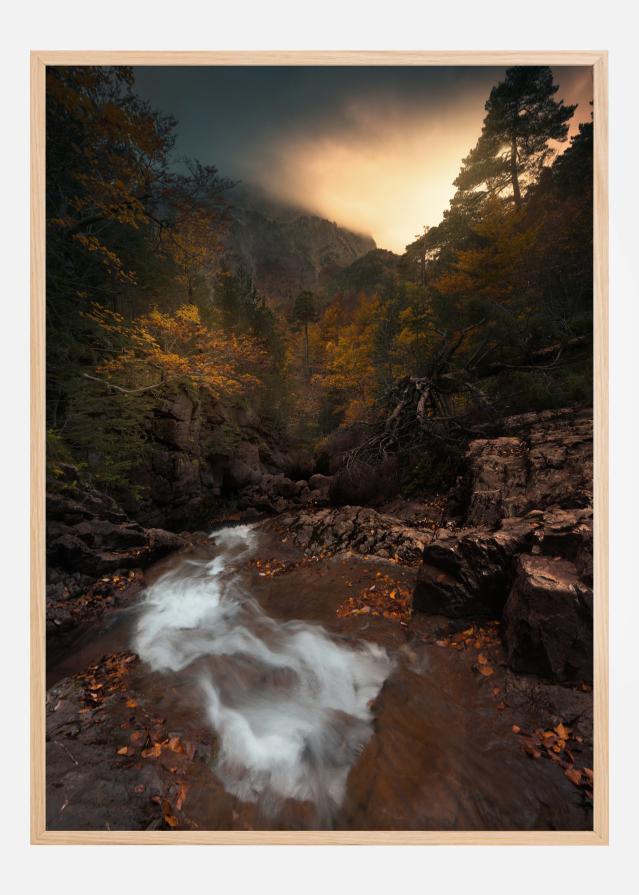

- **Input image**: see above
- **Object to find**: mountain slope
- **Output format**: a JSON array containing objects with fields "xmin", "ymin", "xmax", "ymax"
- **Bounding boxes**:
[{"xmin": 223, "ymin": 187, "xmax": 376, "ymax": 301}]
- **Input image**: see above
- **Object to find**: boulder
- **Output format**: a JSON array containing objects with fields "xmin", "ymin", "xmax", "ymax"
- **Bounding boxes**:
[
  {"xmin": 72, "ymin": 519, "xmax": 148, "ymax": 551},
  {"xmin": 47, "ymin": 534, "xmax": 139, "ymax": 577},
  {"xmin": 146, "ymin": 528, "xmax": 186, "ymax": 558},
  {"xmin": 309, "ymin": 473, "xmax": 332, "ymax": 492},
  {"xmin": 412, "ymin": 518, "xmax": 538, "ymax": 619},
  {"xmin": 539, "ymin": 507, "xmax": 592, "ymax": 568},
  {"xmin": 282, "ymin": 448, "xmax": 315, "ymax": 480},
  {"xmin": 503, "ymin": 554, "xmax": 593, "ymax": 683}
]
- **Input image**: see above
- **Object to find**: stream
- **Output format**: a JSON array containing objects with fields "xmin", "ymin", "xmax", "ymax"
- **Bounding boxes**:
[{"xmin": 46, "ymin": 522, "xmax": 592, "ymax": 831}]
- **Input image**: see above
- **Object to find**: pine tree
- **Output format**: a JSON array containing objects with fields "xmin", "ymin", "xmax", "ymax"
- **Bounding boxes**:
[
  {"xmin": 292, "ymin": 290, "xmax": 318, "ymax": 380},
  {"xmin": 454, "ymin": 67, "xmax": 576, "ymax": 207}
]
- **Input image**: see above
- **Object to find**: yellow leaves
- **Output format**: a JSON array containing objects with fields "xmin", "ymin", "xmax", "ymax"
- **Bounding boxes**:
[
  {"xmin": 86, "ymin": 302, "xmax": 264, "ymax": 402},
  {"xmin": 174, "ymin": 304, "xmax": 201, "ymax": 325}
]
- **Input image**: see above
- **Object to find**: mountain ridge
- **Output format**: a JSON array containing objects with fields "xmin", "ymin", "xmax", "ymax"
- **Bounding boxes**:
[{"xmin": 222, "ymin": 185, "xmax": 376, "ymax": 301}]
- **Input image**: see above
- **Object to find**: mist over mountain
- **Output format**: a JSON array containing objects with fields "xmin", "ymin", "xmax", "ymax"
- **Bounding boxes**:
[{"xmin": 222, "ymin": 184, "xmax": 376, "ymax": 301}]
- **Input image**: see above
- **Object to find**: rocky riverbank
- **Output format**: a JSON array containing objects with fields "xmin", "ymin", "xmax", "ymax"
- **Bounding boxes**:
[
  {"xmin": 46, "ymin": 406, "xmax": 594, "ymax": 683},
  {"xmin": 45, "ymin": 405, "xmax": 594, "ymax": 831},
  {"xmin": 413, "ymin": 406, "xmax": 593, "ymax": 683}
]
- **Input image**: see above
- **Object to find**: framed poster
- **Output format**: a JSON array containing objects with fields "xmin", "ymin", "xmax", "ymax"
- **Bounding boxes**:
[{"xmin": 31, "ymin": 51, "xmax": 608, "ymax": 844}]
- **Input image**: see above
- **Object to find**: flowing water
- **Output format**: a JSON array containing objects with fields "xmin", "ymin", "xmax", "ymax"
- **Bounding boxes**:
[
  {"xmin": 47, "ymin": 522, "xmax": 593, "ymax": 831},
  {"xmin": 134, "ymin": 525, "xmax": 392, "ymax": 822}
]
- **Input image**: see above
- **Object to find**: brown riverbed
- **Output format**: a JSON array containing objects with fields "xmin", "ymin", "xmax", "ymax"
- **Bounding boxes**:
[{"xmin": 46, "ymin": 522, "xmax": 593, "ymax": 832}]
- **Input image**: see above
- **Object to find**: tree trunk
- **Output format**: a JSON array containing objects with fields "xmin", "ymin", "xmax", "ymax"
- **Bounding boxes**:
[
  {"xmin": 304, "ymin": 322, "xmax": 310, "ymax": 380},
  {"xmin": 510, "ymin": 135, "xmax": 522, "ymax": 207}
]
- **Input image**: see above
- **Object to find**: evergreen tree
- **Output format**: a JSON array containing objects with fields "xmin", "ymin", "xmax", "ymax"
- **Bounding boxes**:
[
  {"xmin": 454, "ymin": 67, "xmax": 576, "ymax": 207},
  {"xmin": 292, "ymin": 290, "xmax": 319, "ymax": 380}
]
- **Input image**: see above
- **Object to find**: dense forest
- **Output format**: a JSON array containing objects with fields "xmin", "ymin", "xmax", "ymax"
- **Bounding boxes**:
[{"xmin": 46, "ymin": 65, "xmax": 592, "ymax": 509}]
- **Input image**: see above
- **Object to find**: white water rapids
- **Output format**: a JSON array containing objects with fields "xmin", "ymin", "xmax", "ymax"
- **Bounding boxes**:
[{"xmin": 133, "ymin": 525, "xmax": 393, "ymax": 820}]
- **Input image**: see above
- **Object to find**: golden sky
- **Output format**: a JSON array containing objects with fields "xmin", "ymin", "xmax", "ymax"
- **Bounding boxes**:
[
  {"xmin": 247, "ymin": 68, "xmax": 593, "ymax": 252},
  {"xmin": 137, "ymin": 66, "xmax": 594, "ymax": 254}
]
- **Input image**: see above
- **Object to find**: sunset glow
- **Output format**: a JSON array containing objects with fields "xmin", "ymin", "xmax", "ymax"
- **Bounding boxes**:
[
  {"xmin": 246, "ymin": 70, "xmax": 593, "ymax": 252},
  {"xmin": 250, "ymin": 104, "xmax": 492, "ymax": 251}
]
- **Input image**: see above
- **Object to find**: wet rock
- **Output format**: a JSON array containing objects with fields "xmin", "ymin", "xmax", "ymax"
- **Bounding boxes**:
[
  {"xmin": 503, "ymin": 554, "xmax": 593, "ymax": 682},
  {"xmin": 46, "ymin": 476, "xmax": 188, "ymax": 646},
  {"xmin": 146, "ymin": 528, "xmax": 186, "ymax": 557},
  {"xmin": 412, "ymin": 518, "xmax": 538, "ymax": 619},
  {"xmin": 413, "ymin": 406, "xmax": 594, "ymax": 671},
  {"xmin": 266, "ymin": 506, "xmax": 432, "ymax": 563}
]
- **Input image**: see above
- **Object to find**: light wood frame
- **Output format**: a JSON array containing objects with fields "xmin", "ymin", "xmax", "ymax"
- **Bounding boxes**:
[{"xmin": 30, "ymin": 50, "xmax": 609, "ymax": 845}]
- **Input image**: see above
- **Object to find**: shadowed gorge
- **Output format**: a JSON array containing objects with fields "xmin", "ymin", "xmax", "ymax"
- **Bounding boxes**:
[{"xmin": 45, "ymin": 64, "xmax": 594, "ymax": 832}]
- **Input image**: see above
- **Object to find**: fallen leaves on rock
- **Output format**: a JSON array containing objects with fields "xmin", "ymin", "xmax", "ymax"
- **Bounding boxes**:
[
  {"xmin": 65, "ymin": 651, "xmax": 208, "ymax": 830},
  {"xmin": 429, "ymin": 622, "xmax": 503, "ymax": 679},
  {"xmin": 250, "ymin": 554, "xmax": 333, "ymax": 577},
  {"xmin": 336, "ymin": 573, "xmax": 412, "ymax": 625},
  {"xmin": 48, "ymin": 569, "xmax": 144, "ymax": 634},
  {"xmin": 510, "ymin": 721, "xmax": 593, "ymax": 800}
]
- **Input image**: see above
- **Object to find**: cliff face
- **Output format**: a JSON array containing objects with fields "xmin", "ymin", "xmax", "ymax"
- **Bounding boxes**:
[
  {"xmin": 223, "ymin": 189, "xmax": 376, "ymax": 300},
  {"xmin": 413, "ymin": 407, "xmax": 593, "ymax": 684}
]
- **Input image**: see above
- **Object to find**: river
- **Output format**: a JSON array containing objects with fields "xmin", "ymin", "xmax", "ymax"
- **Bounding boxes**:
[{"xmin": 46, "ymin": 522, "xmax": 592, "ymax": 831}]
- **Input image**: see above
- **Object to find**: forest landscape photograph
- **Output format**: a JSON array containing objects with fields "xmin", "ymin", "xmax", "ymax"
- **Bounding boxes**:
[{"xmin": 43, "ymin": 62, "xmax": 597, "ymax": 834}]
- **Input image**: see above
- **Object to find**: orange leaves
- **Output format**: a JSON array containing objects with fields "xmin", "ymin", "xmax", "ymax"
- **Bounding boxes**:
[
  {"xmin": 141, "ymin": 742, "xmax": 163, "ymax": 759},
  {"xmin": 336, "ymin": 574, "xmax": 412, "ymax": 625},
  {"xmin": 253, "ymin": 558, "xmax": 290, "ymax": 578},
  {"xmin": 430, "ymin": 622, "xmax": 501, "ymax": 682},
  {"xmin": 511, "ymin": 721, "xmax": 593, "ymax": 799},
  {"xmin": 175, "ymin": 783, "xmax": 189, "ymax": 812},
  {"xmin": 564, "ymin": 767, "xmax": 583, "ymax": 786},
  {"xmin": 554, "ymin": 722, "xmax": 570, "ymax": 741},
  {"xmin": 251, "ymin": 553, "xmax": 334, "ymax": 578},
  {"xmin": 161, "ymin": 799, "xmax": 178, "ymax": 828}
]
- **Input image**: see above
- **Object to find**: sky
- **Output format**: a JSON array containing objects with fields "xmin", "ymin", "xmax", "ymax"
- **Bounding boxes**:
[{"xmin": 134, "ymin": 65, "xmax": 593, "ymax": 253}]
